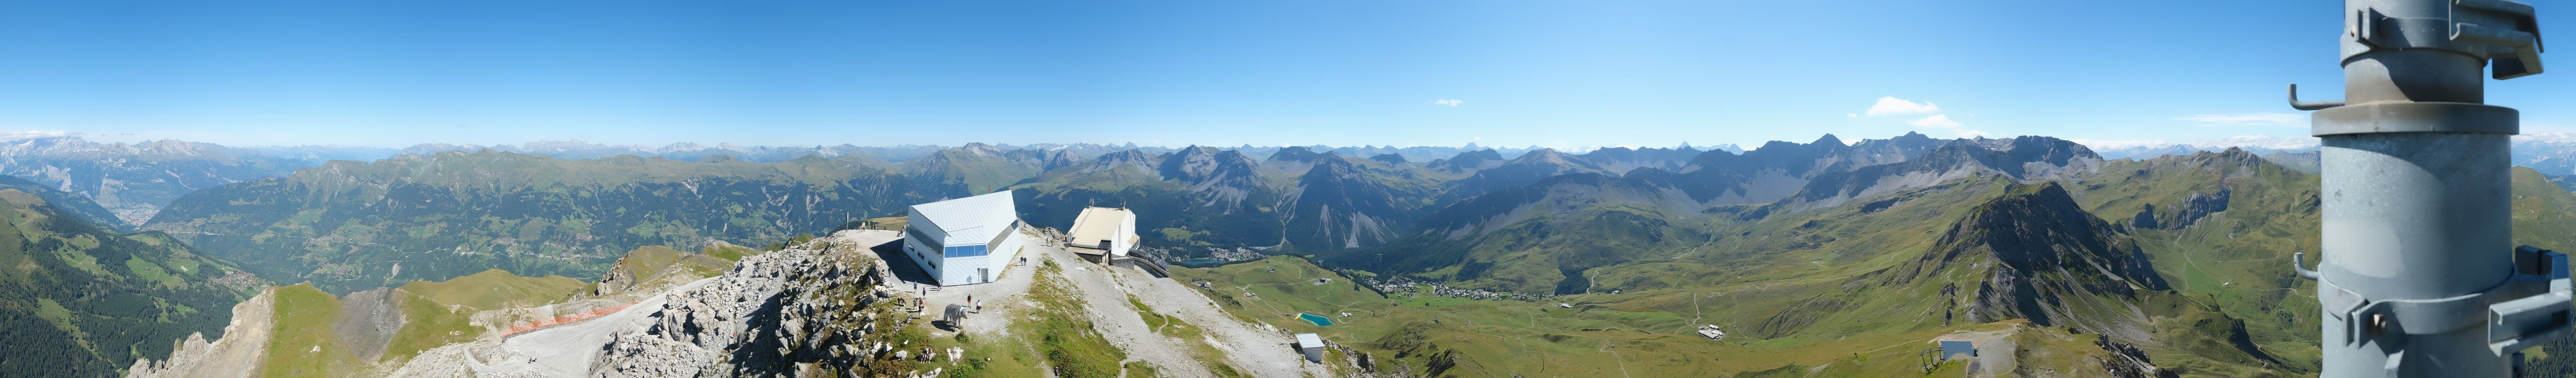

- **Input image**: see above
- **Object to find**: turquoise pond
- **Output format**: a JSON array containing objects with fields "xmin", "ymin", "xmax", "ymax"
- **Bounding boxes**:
[{"xmin": 1298, "ymin": 312, "xmax": 1335, "ymax": 326}]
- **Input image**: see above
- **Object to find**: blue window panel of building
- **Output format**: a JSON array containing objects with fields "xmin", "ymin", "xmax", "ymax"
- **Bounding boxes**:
[{"xmin": 944, "ymin": 244, "xmax": 989, "ymax": 258}]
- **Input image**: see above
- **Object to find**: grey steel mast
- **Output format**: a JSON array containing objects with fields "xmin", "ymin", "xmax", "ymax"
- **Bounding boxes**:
[{"xmin": 2287, "ymin": 0, "xmax": 2566, "ymax": 376}]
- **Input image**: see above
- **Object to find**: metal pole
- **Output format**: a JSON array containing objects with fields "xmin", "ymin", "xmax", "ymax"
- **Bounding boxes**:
[{"xmin": 2289, "ymin": 0, "xmax": 2565, "ymax": 376}]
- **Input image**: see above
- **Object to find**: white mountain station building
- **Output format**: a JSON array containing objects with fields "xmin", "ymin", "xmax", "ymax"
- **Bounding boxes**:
[
  {"xmin": 902, "ymin": 191, "xmax": 1026, "ymax": 286},
  {"xmin": 1065, "ymin": 206, "xmax": 1137, "ymax": 260}
]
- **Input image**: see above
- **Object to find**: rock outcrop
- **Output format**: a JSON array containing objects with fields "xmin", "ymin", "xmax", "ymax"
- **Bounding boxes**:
[
  {"xmin": 1904, "ymin": 182, "xmax": 2169, "ymax": 340},
  {"xmin": 593, "ymin": 230, "xmax": 906, "ymax": 378},
  {"xmin": 126, "ymin": 288, "xmax": 279, "ymax": 378}
]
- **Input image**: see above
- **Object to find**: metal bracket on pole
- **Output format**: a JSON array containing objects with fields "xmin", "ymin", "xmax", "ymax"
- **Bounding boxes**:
[
  {"xmin": 2347, "ymin": 0, "xmax": 2545, "ymax": 79},
  {"xmin": 2320, "ymin": 247, "xmax": 2571, "ymax": 349},
  {"xmin": 2487, "ymin": 247, "xmax": 2572, "ymax": 355}
]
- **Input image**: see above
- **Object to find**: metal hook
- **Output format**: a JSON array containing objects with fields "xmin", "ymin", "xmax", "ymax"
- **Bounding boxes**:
[
  {"xmin": 2294, "ymin": 252, "xmax": 2322, "ymax": 280},
  {"xmin": 2289, "ymin": 84, "xmax": 2346, "ymax": 110}
]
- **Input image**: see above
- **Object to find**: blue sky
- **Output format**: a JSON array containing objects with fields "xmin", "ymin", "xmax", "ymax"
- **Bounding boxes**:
[{"xmin": 0, "ymin": 0, "xmax": 2568, "ymax": 150}]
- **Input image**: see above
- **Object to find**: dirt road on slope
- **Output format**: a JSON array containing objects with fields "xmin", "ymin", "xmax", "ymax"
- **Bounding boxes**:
[
  {"xmin": 476, "ymin": 276, "xmax": 723, "ymax": 377},
  {"xmin": 1036, "ymin": 243, "xmax": 1331, "ymax": 378},
  {"xmin": 1035, "ymin": 242, "xmax": 1224, "ymax": 377},
  {"xmin": 1107, "ymin": 257, "xmax": 1333, "ymax": 378}
]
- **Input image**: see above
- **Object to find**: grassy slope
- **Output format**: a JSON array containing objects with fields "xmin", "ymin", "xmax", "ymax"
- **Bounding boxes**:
[
  {"xmin": 380, "ymin": 288, "xmax": 476, "ymax": 362},
  {"xmin": 940, "ymin": 258, "xmax": 1129, "ymax": 378},
  {"xmin": 1178, "ymin": 255, "xmax": 2039, "ymax": 377},
  {"xmin": 2064, "ymin": 150, "xmax": 2324, "ymax": 370},
  {"xmin": 261, "ymin": 284, "xmax": 356, "ymax": 378},
  {"xmin": 394, "ymin": 269, "xmax": 588, "ymax": 311}
]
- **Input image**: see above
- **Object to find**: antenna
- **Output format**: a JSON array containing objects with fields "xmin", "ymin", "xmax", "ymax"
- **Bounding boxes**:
[{"xmin": 2292, "ymin": 0, "xmax": 2564, "ymax": 375}]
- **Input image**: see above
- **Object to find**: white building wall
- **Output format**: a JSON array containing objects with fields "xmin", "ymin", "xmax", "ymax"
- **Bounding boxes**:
[
  {"xmin": 904, "ymin": 236, "xmax": 943, "ymax": 283},
  {"xmin": 994, "ymin": 229, "xmax": 1025, "ymax": 268},
  {"xmin": 1112, "ymin": 214, "xmax": 1135, "ymax": 257},
  {"xmin": 935, "ymin": 232, "xmax": 1023, "ymax": 285},
  {"xmin": 941, "ymin": 255, "xmax": 989, "ymax": 284}
]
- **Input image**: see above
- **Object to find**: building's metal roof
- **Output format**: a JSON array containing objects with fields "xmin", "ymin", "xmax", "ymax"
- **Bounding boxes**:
[
  {"xmin": 1067, "ymin": 207, "xmax": 1134, "ymax": 247},
  {"xmin": 1295, "ymin": 333, "xmax": 1323, "ymax": 348},
  {"xmin": 909, "ymin": 191, "xmax": 1019, "ymax": 245}
]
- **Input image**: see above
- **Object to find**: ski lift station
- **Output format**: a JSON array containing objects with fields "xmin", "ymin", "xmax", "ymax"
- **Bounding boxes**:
[
  {"xmin": 902, "ymin": 191, "xmax": 1025, "ymax": 286},
  {"xmin": 1065, "ymin": 206, "xmax": 1137, "ymax": 260}
]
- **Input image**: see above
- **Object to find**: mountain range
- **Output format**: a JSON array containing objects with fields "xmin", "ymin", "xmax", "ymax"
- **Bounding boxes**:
[{"xmin": 18, "ymin": 131, "xmax": 2576, "ymax": 377}]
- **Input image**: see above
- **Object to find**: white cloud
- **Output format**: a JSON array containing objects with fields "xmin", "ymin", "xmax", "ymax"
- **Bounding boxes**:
[
  {"xmin": 0, "ymin": 130, "xmax": 71, "ymax": 141},
  {"xmin": 1433, "ymin": 99, "xmax": 1463, "ymax": 107},
  {"xmin": 2172, "ymin": 113, "xmax": 2306, "ymax": 126},
  {"xmin": 1846, "ymin": 113, "xmax": 1858, "ymax": 118},
  {"xmin": 2215, "ymin": 135, "xmax": 2322, "ymax": 149},
  {"xmin": 1907, "ymin": 114, "xmax": 1961, "ymax": 128},
  {"xmin": 1864, "ymin": 97, "xmax": 1940, "ymax": 116},
  {"xmin": 2517, "ymin": 133, "xmax": 2576, "ymax": 143}
]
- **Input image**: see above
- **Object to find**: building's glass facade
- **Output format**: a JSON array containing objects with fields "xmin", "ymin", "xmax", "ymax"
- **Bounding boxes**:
[{"xmin": 944, "ymin": 244, "xmax": 989, "ymax": 257}]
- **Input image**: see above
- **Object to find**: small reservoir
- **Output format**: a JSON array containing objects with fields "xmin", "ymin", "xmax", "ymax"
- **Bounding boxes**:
[{"xmin": 1298, "ymin": 312, "xmax": 1335, "ymax": 326}]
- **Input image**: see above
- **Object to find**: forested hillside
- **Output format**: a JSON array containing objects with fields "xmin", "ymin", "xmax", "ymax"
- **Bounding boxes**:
[{"xmin": 0, "ymin": 185, "xmax": 262, "ymax": 378}]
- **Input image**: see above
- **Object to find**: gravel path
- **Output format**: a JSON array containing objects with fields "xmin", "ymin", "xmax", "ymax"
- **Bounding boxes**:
[
  {"xmin": 481, "ymin": 275, "xmax": 723, "ymax": 376},
  {"xmin": 1107, "ymin": 257, "xmax": 1333, "ymax": 378},
  {"xmin": 888, "ymin": 230, "xmax": 1328, "ymax": 377},
  {"xmin": 1039, "ymin": 243, "xmax": 1223, "ymax": 377}
]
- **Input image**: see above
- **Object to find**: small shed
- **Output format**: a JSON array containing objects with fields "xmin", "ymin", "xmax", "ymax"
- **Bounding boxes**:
[
  {"xmin": 1938, "ymin": 340, "xmax": 1977, "ymax": 361},
  {"xmin": 1294, "ymin": 333, "xmax": 1325, "ymax": 362}
]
